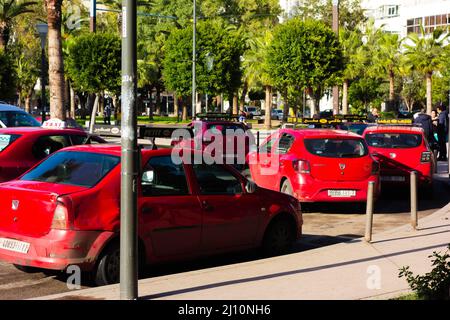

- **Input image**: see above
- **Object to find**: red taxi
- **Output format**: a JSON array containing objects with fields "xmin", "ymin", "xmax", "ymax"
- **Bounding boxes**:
[
  {"xmin": 248, "ymin": 129, "xmax": 380, "ymax": 203},
  {"xmin": 0, "ymin": 146, "xmax": 302, "ymax": 286},
  {"xmin": 363, "ymin": 126, "xmax": 434, "ymax": 189},
  {"xmin": 0, "ymin": 127, "xmax": 105, "ymax": 182}
]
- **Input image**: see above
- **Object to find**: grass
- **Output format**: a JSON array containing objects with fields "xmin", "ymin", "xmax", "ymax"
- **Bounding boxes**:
[{"xmin": 76, "ymin": 116, "xmax": 191, "ymax": 126}]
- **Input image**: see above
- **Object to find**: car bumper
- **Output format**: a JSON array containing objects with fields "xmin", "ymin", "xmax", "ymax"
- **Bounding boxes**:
[
  {"xmin": 380, "ymin": 165, "xmax": 433, "ymax": 186},
  {"xmin": 291, "ymin": 175, "xmax": 380, "ymax": 202},
  {"xmin": 0, "ymin": 229, "xmax": 115, "ymax": 271}
]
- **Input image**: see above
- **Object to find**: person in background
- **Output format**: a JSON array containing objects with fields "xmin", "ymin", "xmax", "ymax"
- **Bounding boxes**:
[
  {"xmin": 103, "ymin": 103, "xmax": 112, "ymax": 125},
  {"xmin": 413, "ymin": 108, "xmax": 435, "ymax": 145},
  {"xmin": 431, "ymin": 109, "xmax": 439, "ymax": 142},
  {"xmin": 436, "ymin": 105, "xmax": 449, "ymax": 161},
  {"xmin": 239, "ymin": 111, "xmax": 247, "ymax": 125},
  {"xmin": 367, "ymin": 108, "xmax": 379, "ymax": 123}
]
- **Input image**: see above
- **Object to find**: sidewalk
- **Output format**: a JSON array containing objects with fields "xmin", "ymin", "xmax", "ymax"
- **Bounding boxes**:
[{"xmin": 34, "ymin": 165, "xmax": 450, "ymax": 301}]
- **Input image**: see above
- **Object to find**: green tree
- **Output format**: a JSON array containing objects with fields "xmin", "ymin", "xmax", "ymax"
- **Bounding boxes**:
[
  {"xmin": 0, "ymin": 0, "xmax": 37, "ymax": 51},
  {"xmin": 66, "ymin": 33, "xmax": 121, "ymax": 95},
  {"xmin": 267, "ymin": 18, "xmax": 344, "ymax": 117},
  {"xmin": 404, "ymin": 26, "xmax": 449, "ymax": 114},
  {"xmin": 0, "ymin": 49, "xmax": 16, "ymax": 101},
  {"xmin": 348, "ymin": 77, "xmax": 383, "ymax": 114}
]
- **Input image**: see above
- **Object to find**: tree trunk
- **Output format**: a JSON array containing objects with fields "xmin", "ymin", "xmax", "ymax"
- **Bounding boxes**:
[
  {"xmin": 426, "ymin": 72, "xmax": 432, "ymax": 115},
  {"xmin": 232, "ymin": 94, "xmax": 238, "ymax": 115},
  {"xmin": 389, "ymin": 70, "xmax": 395, "ymax": 102},
  {"xmin": 156, "ymin": 87, "xmax": 161, "ymax": 115},
  {"xmin": 196, "ymin": 93, "xmax": 202, "ymax": 115},
  {"xmin": 264, "ymin": 85, "xmax": 272, "ymax": 130},
  {"xmin": 25, "ymin": 91, "xmax": 33, "ymax": 114},
  {"xmin": 174, "ymin": 93, "xmax": 179, "ymax": 119},
  {"xmin": 342, "ymin": 80, "xmax": 349, "ymax": 115},
  {"xmin": 0, "ymin": 23, "xmax": 10, "ymax": 51},
  {"xmin": 182, "ymin": 97, "xmax": 188, "ymax": 121},
  {"xmin": 282, "ymin": 88, "xmax": 289, "ymax": 121},
  {"xmin": 239, "ymin": 82, "xmax": 248, "ymax": 112},
  {"xmin": 46, "ymin": 0, "xmax": 66, "ymax": 120},
  {"xmin": 70, "ymin": 83, "xmax": 76, "ymax": 118}
]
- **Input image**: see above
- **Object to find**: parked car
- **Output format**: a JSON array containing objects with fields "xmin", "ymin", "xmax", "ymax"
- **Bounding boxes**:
[
  {"xmin": 363, "ymin": 125, "xmax": 435, "ymax": 191},
  {"xmin": 248, "ymin": 129, "xmax": 380, "ymax": 203},
  {"xmin": 0, "ymin": 146, "xmax": 302, "ymax": 286},
  {"xmin": 0, "ymin": 104, "xmax": 41, "ymax": 128},
  {"xmin": 0, "ymin": 127, "xmax": 106, "ymax": 182},
  {"xmin": 244, "ymin": 106, "xmax": 261, "ymax": 119},
  {"xmin": 271, "ymin": 109, "xmax": 284, "ymax": 120}
]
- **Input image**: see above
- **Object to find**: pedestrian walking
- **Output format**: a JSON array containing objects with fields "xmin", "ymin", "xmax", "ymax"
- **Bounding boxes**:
[
  {"xmin": 104, "ymin": 103, "xmax": 112, "ymax": 125},
  {"xmin": 436, "ymin": 105, "xmax": 449, "ymax": 161},
  {"xmin": 413, "ymin": 108, "xmax": 435, "ymax": 144}
]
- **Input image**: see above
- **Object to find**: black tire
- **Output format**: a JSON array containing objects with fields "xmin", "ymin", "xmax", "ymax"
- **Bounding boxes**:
[
  {"xmin": 13, "ymin": 264, "xmax": 41, "ymax": 273},
  {"xmin": 94, "ymin": 242, "xmax": 120, "ymax": 286},
  {"xmin": 281, "ymin": 179, "xmax": 293, "ymax": 196},
  {"xmin": 262, "ymin": 218, "xmax": 295, "ymax": 256}
]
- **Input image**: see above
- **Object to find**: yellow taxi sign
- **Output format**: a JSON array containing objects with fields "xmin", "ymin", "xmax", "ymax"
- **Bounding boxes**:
[{"xmin": 376, "ymin": 119, "xmax": 413, "ymax": 125}]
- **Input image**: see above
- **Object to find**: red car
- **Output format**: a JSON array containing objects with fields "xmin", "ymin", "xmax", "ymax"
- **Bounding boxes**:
[
  {"xmin": 0, "ymin": 146, "xmax": 302, "ymax": 286},
  {"xmin": 248, "ymin": 129, "xmax": 380, "ymax": 203},
  {"xmin": 363, "ymin": 125, "xmax": 435, "ymax": 190},
  {"xmin": 0, "ymin": 127, "xmax": 106, "ymax": 182}
]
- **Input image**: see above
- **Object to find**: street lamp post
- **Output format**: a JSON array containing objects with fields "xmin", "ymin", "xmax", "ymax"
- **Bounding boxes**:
[
  {"xmin": 36, "ymin": 23, "xmax": 48, "ymax": 124},
  {"xmin": 332, "ymin": 0, "xmax": 340, "ymax": 115},
  {"xmin": 192, "ymin": 0, "xmax": 197, "ymax": 119},
  {"xmin": 205, "ymin": 52, "xmax": 214, "ymax": 113},
  {"xmin": 90, "ymin": 0, "xmax": 97, "ymax": 32}
]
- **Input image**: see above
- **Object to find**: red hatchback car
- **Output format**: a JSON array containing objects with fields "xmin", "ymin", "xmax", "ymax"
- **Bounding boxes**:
[
  {"xmin": 0, "ymin": 127, "xmax": 105, "ymax": 182},
  {"xmin": 248, "ymin": 129, "xmax": 380, "ymax": 203},
  {"xmin": 363, "ymin": 126, "xmax": 435, "ymax": 190},
  {"xmin": 0, "ymin": 146, "xmax": 302, "ymax": 286}
]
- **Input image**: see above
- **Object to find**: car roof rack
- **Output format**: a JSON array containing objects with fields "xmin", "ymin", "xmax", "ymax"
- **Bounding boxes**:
[
  {"xmin": 195, "ymin": 113, "xmax": 240, "ymax": 121},
  {"xmin": 139, "ymin": 125, "xmax": 193, "ymax": 150}
]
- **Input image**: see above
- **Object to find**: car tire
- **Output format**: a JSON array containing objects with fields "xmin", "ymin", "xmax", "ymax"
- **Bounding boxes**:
[
  {"xmin": 262, "ymin": 218, "xmax": 295, "ymax": 256},
  {"xmin": 13, "ymin": 264, "xmax": 41, "ymax": 273},
  {"xmin": 95, "ymin": 242, "xmax": 120, "ymax": 286},
  {"xmin": 281, "ymin": 179, "xmax": 293, "ymax": 196}
]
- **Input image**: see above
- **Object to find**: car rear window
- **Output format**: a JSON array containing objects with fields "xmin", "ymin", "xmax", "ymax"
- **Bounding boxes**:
[
  {"xmin": 21, "ymin": 151, "xmax": 120, "ymax": 187},
  {"xmin": 0, "ymin": 111, "xmax": 41, "ymax": 127},
  {"xmin": 304, "ymin": 138, "xmax": 368, "ymax": 158},
  {"xmin": 0, "ymin": 134, "xmax": 21, "ymax": 152},
  {"xmin": 365, "ymin": 133, "xmax": 422, "ymax": 148}
]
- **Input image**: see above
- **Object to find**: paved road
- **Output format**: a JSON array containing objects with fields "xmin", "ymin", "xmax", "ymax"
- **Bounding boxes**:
[{"xmin": 0, "ymin": 176, "xmax": 448, "ymax": 300}]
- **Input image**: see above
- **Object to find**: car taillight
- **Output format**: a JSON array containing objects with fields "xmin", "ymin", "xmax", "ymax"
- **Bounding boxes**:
[
  {"xmin": 371, "ymin": 161, "xmax": 380, "ymax": 175},
  {"xmin": 293, "ymin": 160, "xmax": 310, "ymax": 174},
  {"xmin": 51, "ymin": 198, "xmax": 71, "ymax": 230},
  {"xmin": 421, "ymin": 151, "xmax": 432, "ymax": 163}
]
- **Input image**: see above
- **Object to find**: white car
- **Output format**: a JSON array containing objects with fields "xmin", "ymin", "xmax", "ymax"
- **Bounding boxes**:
[
  {"xmin": 271, "ymin": 109, "xmax": 284, "ymax": 120},
  {"xmin": 244, "ymin": 106, "xmax": 261, "ymax": 118}
]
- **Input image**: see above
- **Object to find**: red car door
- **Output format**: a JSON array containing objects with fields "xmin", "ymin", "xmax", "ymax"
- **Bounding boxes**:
[
  {"xmin": 249, "ymin": 134, "xmax": 280, "ymax": 189},
  {"xmin": 138, "ymin": 155, "xmax": 202, "ymax": 259},
  {"xmin": 189, "ymin": 163, "xmax": 261, "ymax": 253}
]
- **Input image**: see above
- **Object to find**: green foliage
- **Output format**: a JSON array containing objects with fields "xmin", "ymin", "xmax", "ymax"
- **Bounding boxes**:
[
  {"xmin": 348, "ymin": 77, "xmax": 383, "ymax": 113},
  {"xmin": 66, "ymin": 33, "xmax": 121, "ymax": 94},
  {"xmin": 0, "ymin": 50, "xmax": 17, "ymax": 100},
  {"xmin": 267, "ymin": 18, "xmax": 344, "ymax": 91},
  {"xmin": 162, "ymin": 20, "xmax": 243, "ymax": 96},
  {"xmin": 399, "ymin": 245, "xmax": 450, "ymax": 300}
]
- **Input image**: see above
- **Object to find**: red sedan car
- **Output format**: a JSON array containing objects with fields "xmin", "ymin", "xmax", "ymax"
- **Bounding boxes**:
[
  {"xmin": 248, "ymin": 129, "xmax": 380, "ymax": 203},
  {"xmin": 0, "ymin": 127, "xmax": 105, "ymax": 182},
  {"xmin": 363, "ymin": 125, "xmax": 435, "ymax": 190},
  {"xmin": 0, "ymin": 146, "xmax": 302, "ymax": 286}
]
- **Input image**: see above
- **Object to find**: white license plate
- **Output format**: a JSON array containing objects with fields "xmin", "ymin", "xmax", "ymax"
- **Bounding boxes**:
[
  {"xmin": 381, "ymin": 176, "xmax": 406, "ymax": 182},
  {"xmin": 328, "ymin": 190, "xmax": 356, "ymax": 197},
  {"xmin": 0, "ymin": 238, "xmax": 30, "ymax": 254}
]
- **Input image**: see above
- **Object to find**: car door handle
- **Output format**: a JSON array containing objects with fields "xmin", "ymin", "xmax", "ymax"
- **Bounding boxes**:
[
  {"xmin": 142, "ymin": 207, "xmax": 152, "ymax": 214},
  {"xmin": 201, "ymin": 201, "xmax": 214, "ymax": 212}
]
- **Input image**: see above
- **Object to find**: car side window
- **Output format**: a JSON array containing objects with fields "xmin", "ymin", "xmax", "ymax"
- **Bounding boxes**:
[
  {"xmin": 276, "ymin": 134, "xmax": 295, "ymax": 154},
  {"xmin": 259, "ymin": 137, "xmax": 275, "ymax": 153},
  {"xmin": 69, "ymin": 135, "xmax": 87, "ymax": 145},
  {"xmin": 32, "ymin": 135, "xmax": 71, "ymax": 160},
  {"xmin": 141, "ymin": 156, "xmax": 189, "ymax": 197},
  {"xmin": 192, "ymin": 164, "xmax": 243, "ymax": 195}
]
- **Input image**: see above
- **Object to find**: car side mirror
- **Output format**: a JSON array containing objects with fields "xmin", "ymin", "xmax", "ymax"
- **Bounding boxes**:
[
  {"xmin": 245, "ymin": 180, "xmax": 257, "ymax": 194},
  {"xmin": 142, "ymin": 170, "xmax": 154, "ymax": 184}
]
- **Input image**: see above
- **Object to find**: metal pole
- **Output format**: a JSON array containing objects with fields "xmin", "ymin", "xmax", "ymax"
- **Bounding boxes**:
[
  {"xmin": 447, "ymin": 112, "xmax": 450, "ymax": 178},
  {"xmin": 40, "ymin": 46, "xmax": 46, "ymax": 124},
  {"xmin": 364, "ymin": 181, "xmax": 375, "ymax": 242},
  {"xmin": 410, "ymin": 171, "xmax": 418, "ymax": 230},
  {"xmin": 90, "ymin": 0, "xmax": 97, "ymax": 33},
  {"xmin": 192, "ymin": 0, "xmax": 197, "ymax": 119},
  {"xmin": 206, "ymin": 93, "xmax": 208, "ymax": 113},
  {"xmin": 332, "ymin": 0, "xmax": 339, "ymax": 116},
  {"xmin": 120, "ymin": 0, "xmax": 138, "ymax": 300}
]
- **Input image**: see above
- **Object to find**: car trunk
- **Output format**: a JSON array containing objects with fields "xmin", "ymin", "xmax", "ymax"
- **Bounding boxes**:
[
  {"xmin": 0, "ymin": 181, "xmax": 87, "ymax": 237},
  {"xmin": 371, "ymin": 147, "xmax": 421, "ymax": 177},
  {"xmin": 309, "ymin": 155, "xmax": 372, "ymax": 181}
]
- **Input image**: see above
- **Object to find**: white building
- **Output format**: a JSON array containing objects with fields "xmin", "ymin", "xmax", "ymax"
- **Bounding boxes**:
[{"xmin": 362, "ymin": 0, "xmax": 450, "ymax": 37}]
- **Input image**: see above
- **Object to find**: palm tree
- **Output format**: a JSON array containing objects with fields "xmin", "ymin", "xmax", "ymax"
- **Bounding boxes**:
[
  {"xmin": 404, "ymin": 26, "xmax": 449, "ymax": 114},
  {"xmin": 45, "ymin": 0, "xmax": 65, "ymax": 120},
  {"xmin": 242, "ymin": 30, "xmax": 273, "ymax": 129},
  {"xmin": 0, "ymin": 0, "xmax": 36, "ymax": 51},
  {"xmin": 339, "ymin": 28, "xmax": 364, "ymax": 114},
  {"xmin": 373, "ymin": 32, "xmax": 402, "ymax": 108}
]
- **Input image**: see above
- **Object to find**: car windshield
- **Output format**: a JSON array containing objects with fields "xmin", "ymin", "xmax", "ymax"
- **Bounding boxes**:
[
  {"xmin": 0, "ymin": 134, "xmax": 21, "ymax": 152},
  {"xmin": 304, "ymin": 138, "xmax": 368, "ymax": 158},
  {"xmin": 365, "ymin": 133, "xmax": 422, "ymax": 148},
  {"xmin": 0, "ymin": 111, "xmax": 41, "ymax": 127},
  {"xmin": 21, "ymin": 151, "xmax": 120, "ymax": 187}
]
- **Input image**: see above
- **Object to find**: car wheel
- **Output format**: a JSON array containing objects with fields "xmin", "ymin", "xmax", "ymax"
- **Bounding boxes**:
[
  {"xmin": 281, "ymin": 179, "xmax": 293, "ymax": 196},
  {"xmin": 95, "ymin": 242, "xmax": 120, "ymax": 286},
  {"xmin": 13, "ymin": 264, "xmax": 41, "ymax": 273},
  {"xmin": 262, "ymin": 218, "xmax": 295, "ymax": 256}
]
